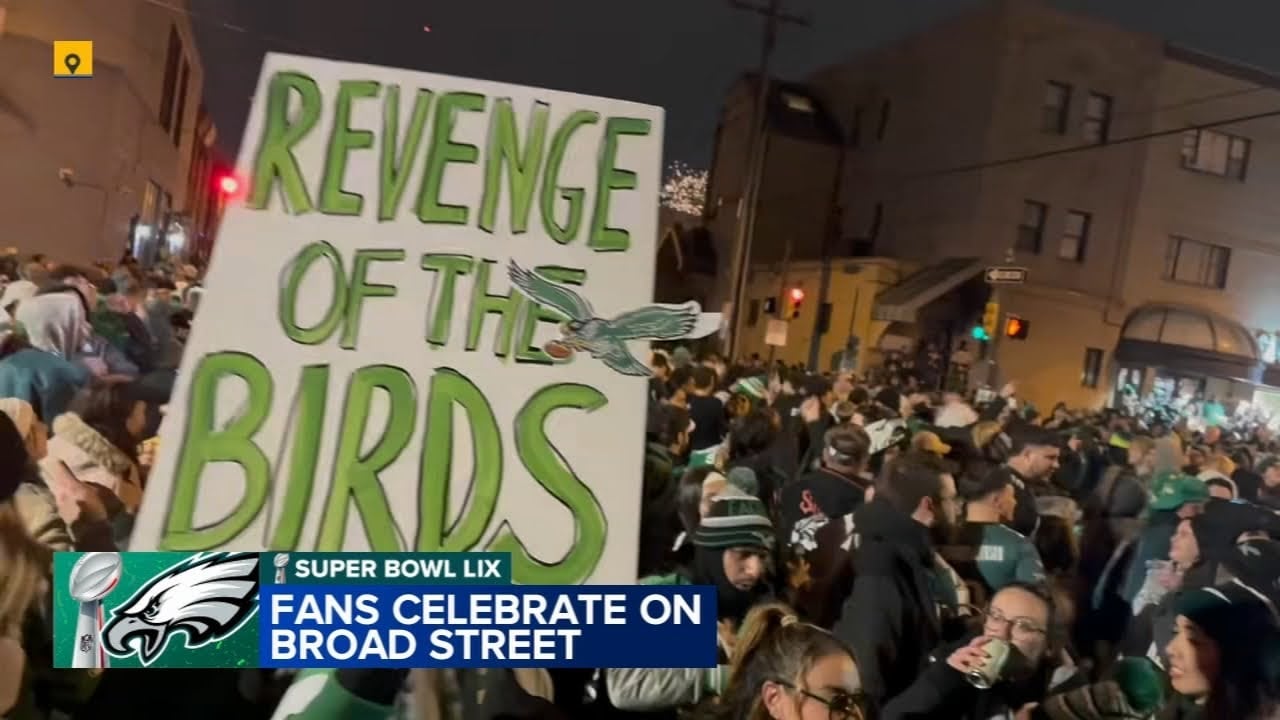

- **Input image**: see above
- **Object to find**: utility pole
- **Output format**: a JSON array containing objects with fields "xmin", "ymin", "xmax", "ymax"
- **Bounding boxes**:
[
  {"xmin": 985, "ymin": 247, "xmax": 1016, "ymax": 388},
  {"xmin": 808, "ymin": 128, "xmax": 850, "ymax": 371},
  {"xmin": 723, "ymin": 0, "xmax": 810, "ymax": 360}
]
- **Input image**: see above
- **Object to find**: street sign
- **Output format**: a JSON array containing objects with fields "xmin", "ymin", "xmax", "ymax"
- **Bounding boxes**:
[
  {"xmin": 985, "ymin": 266, "xmax": 1028, "ymax": 284},
  {"xmin": 765, "ymin": 318, "xmax": 789, "ymax": 346}
]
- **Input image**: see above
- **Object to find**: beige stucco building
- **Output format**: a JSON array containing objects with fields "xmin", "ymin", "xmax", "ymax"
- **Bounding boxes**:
[
  {"xmin": 0, "ymin": 0, "xmax": 214, "ymax": 264},
  {"xmin": 714, "ymin": 0, "xmax": 1280, "ymax": 410}
]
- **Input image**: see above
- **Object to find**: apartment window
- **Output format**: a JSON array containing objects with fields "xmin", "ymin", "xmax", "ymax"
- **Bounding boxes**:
[
  {"xmin": 1017, "ymin": 200, "xmax": 1047, "ymax": 253},
  {"xmin": 1164, "ymin": 236, "xmax": 1231, "ymax": 289},
  {"xmin": 141, "ymin": 181, "xmax": 160, "ymax": 225},
  {"xmin": 1059, "ymin": 210, "xmax": 1090, "ymax": 262},
  {"xmin": 876, "ymin": 99, "xmax": 891, "ymax": 141},
  {"xmin": 747, "ymin": 299, "xmax": 761, "ymax": 328},
  {"xmin": 158, "ymin": 26, "xmax": 182, "ymax": 131},
  {"xmin": 782, "ymin": 92, "xmax": 815, "ymax": 113},
  {"xmin": 1081, "ymin": 348, "xmax": 1103, "ymax": 388},
  {"xmin": 1181, "ymin": 129, "xmax": 1250, "ymax": 179},
  {"xmin": 1083, "ymin": 92, "xmax": 1112, "ymax": 143},
  {"xmin": 1041, "ymin": 81, "xmax": 1071, "ymax": 134},
  {"xmin": 171, "ymin": 60, "xmax": 190, "ymax": 146}
]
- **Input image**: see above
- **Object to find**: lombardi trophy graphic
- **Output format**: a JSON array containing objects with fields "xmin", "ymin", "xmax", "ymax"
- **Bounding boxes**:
[
  {"xmin": 274, "ymin": 553, "xmax": 290, "ymax": 584},
  {"xmin": 69, "ymin": 552, "xmax": 123, "ymax": 669}
]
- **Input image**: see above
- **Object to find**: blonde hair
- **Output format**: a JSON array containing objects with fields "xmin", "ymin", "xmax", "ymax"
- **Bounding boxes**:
[
  {"xmin": 716, "ymin": 603, "xmax": 860, "ymax": 720},
  {"xmin": 0, "ymin": 503, "xmax": 50, "ymax": 637}
]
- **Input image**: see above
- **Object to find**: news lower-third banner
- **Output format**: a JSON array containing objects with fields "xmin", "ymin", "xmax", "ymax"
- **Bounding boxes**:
[{"xmin": 53, "ymin": 551, "xmax": 717, "ymax": 669}]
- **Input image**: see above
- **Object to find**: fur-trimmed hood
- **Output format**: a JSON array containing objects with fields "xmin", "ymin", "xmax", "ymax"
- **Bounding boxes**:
[
  {"xmin": 51, "ymin": 413, "xmax": 133, "ymax": 476},
  {"xmin": 41, "ymin": 412, "xmax": 142, "ymax": 513}
]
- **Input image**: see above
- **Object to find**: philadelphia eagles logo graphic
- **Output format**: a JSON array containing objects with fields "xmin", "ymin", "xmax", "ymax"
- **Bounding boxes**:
[
  {"xmin": 508, "ymin": 261, "xmax": 699, "ymax": 376},
  {"xmin": 101, "ymin": 552, "xmax": 259, "ymax": 665}
]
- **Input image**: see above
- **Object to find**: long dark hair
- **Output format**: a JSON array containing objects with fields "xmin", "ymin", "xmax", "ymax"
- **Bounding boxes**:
[
  {"xmin": 69, "ymin": 382, "xmax": 141, "ymax": 461},
  {"xmin": 676, "ymin": 467, "xmax": 716, "ymax": 538},
  {"xmin": 1202, "ymin": 603, "xmax": 1280, "ymax": 719},
  {"xmin": 0, "ymin": 331, "xmax": 28, "ymax": 361}
]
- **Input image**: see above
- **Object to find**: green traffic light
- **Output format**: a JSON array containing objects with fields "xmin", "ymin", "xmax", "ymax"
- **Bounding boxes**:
[{"xmin": 971, "ymin": 326, "xmax": 989, "ymax": 341}]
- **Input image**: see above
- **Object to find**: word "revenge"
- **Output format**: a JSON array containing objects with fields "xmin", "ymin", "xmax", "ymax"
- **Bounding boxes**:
[{"xmin": 247, "ymin": 70, "xmax": 653, "ymax": 250}]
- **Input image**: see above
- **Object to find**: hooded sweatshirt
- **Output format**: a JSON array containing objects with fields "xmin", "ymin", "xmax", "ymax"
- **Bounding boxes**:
[
  {"xmin": 833, "ymin": 497, "xmax": 942, "ymax": 711},
  {"xmin": 15, "ymin": 293, "xmax": 87, "ymax": 360}
]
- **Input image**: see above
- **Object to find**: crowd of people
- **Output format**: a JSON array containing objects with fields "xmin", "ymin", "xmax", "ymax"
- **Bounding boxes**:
[
  {"xmin": 0, "ymin": 252, "xmax": 203, "ymax": 718},
  {"xmin": 592, "ymin": 350, "xmax": 1280, "ymax": 720},
  {"xmin": 3, "ymin": 249, "xmax": 1280, "ymax": 719}
]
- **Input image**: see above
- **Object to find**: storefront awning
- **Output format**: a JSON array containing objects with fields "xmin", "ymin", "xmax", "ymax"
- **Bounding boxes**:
[
  {"xmin": 1114, "ymin": 303, "xmax": 1262, "ymax": 383},
  {"xmin": 873, "ymin": 257, "xmax": 984, "ymax": 323}
]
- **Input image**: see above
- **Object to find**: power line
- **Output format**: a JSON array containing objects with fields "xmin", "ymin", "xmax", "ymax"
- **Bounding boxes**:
[
  {"xmin": 907, "ymin": 106, "xmax": 1280, "ymax": 180},
  {"xmin": 137, "ymin": 0, "xmax": 313, "ymax": 53}
]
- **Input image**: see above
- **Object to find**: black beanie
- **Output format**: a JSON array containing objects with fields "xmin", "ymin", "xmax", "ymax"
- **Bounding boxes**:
[
  {"xmin": 1174, "ymin": 579, "xmax": 1279, "ymax": 652},
  {"xmin": 1221, "ymin": 539, "xmax": 1280, "ymax": 604},
  {"xmin": 1191, "ymin": 499, "xmax": 1280, "ymax": 565}
]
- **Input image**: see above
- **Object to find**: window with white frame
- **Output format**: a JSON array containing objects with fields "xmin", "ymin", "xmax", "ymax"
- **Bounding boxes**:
[
  {"xmin": 1083, "ymin": 92, "xmax": 1112, "ymax": 143},
  {"xmin": 1017, "ymin": 200, "xmax": 1047, "ymax": 253},
  {"xmin": 1164, "ymin": 236, "xmax": 1231, "ymax": 289},
  {"xmin": 1181, "ymin": 129, "xmax": 1250, "ymax": 179},
  {"xmin": 1059, "ymin": 210, "xmax": 1090, "ymax": 262},
  {"xmin": 1042, "ymin": 82, "xmax": 1071, "ymax": 134}
]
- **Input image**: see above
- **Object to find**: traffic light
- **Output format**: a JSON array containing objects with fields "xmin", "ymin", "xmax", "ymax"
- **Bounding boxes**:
[
  {"xmin": 783, "ymin": 287, "xmax": 805, "ymax": 319},
  {"xmin": 981, "ymin": 301, "xmax": 1000, "ymax": 339},
  {"xmin": 971, "ymin": 325, "xmax": 990, "ymax": 342},
  {"xmin": 1005, "ymin": 314, "xmax": 1029, "ymax": 340},
  {"xmin": 216, "ymin": 173, "xmax": 242, "ymax": 198}
]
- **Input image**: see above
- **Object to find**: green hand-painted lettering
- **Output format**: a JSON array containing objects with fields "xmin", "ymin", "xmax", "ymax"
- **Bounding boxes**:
[
  {"xmin": 160, "ymin": 352, "xmax": 274, "ymax": 550},
  {"xmin": 416, "ymin": 92, "xmax": 486, "ymax": 225},
  {"xmin": 478, "ymin": 99, "xmax": 550, "ymax": 234},
  {"xmin": 465, "ymin": 259, "xmax": 518, "ymax": 357},
  {"xmin": 279, "ymin": 242, "xmax": 348, "ymax": 345},
  {"xmin": 318, "ymin": 365, "xmax": 418, "ymax": 551},
  {"xmin": 540, "ymin": 110, "xmax": 599, "ymax": 244},
  {"xmin": 420, "ymin": 254, "xmax": 474, "ymax": 347},
  {"xmin": 417, "ymin": 368, "xmax": 502, "ymax": 551},
  {"xmin": 319, "ymin": 80, "xmax": 381, "ymax": 216},
  {"xmin": 340, "ymin": 249, "xmax": 405, "ymax": 350},
  {"xmin": 269, "ymin": 364, "xmax": 330, "ymax": 550},
  {"xmin": 590, "ymin": 116, "xmax": 650, "ymax": 252},
  {"xmin": 491, "ymin": 383, "xmax": 609, "ymax": 584},
  {"xmin": 248, "ymin": 71, "xmax": 322, "ymax": 213},
  {"xmin": 378, "ymin": 87, "xmax": 434, "ymax": 221}
]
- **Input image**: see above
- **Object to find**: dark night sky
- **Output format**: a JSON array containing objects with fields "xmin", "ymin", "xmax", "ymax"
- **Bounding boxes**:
[{"xmin": 188, "ymin": 0, "xmax": 1280, "ymax": 167}]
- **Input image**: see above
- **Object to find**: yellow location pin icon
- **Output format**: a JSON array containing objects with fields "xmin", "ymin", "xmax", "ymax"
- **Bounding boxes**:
[{"xmin": 53, "ymin": 41, "xmax": 94, "ymax": 78}]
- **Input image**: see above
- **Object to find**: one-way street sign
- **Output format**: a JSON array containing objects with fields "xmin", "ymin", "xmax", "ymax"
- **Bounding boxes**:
[{"xmin": 984, "ymin": 266, "xmax": 1028, "ymax": 284}]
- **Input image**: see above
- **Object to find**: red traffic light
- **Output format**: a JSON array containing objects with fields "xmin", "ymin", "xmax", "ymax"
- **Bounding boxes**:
[
  {"xmin": 217, "ymin": 174, "xmax": 241, "ymax": 196},
  {"xmin": 789, "ymin": 287, "xmax": 805, "ymax": 302}
]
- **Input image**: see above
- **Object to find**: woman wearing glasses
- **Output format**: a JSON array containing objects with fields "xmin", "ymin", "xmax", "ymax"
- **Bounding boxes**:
[
  {"xmin": 880, "ymin": 583, "xmax": 1070, "ymax": 719},
  {"xmin": 702, "ymin": 602, "xmax": 866, "ymax": 720}
]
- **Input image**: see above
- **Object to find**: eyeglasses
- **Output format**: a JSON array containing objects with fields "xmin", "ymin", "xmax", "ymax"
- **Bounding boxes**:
[
  {"xmin": 772, "ymin": 679, "xmax": 865, "ymax": 720},
  {"xmin": 981, "ymin": 606, "xmax": 1047, "ymax": 638}
]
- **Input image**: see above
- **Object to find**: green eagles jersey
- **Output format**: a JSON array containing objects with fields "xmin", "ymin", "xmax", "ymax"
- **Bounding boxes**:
[
  {"xmin": 271, "ymin": 669, "xmax": 410, "ymax": 720},
  {"xmin": 942, "ymin": 521, "xmax": 1047, "ymax": 599}
]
